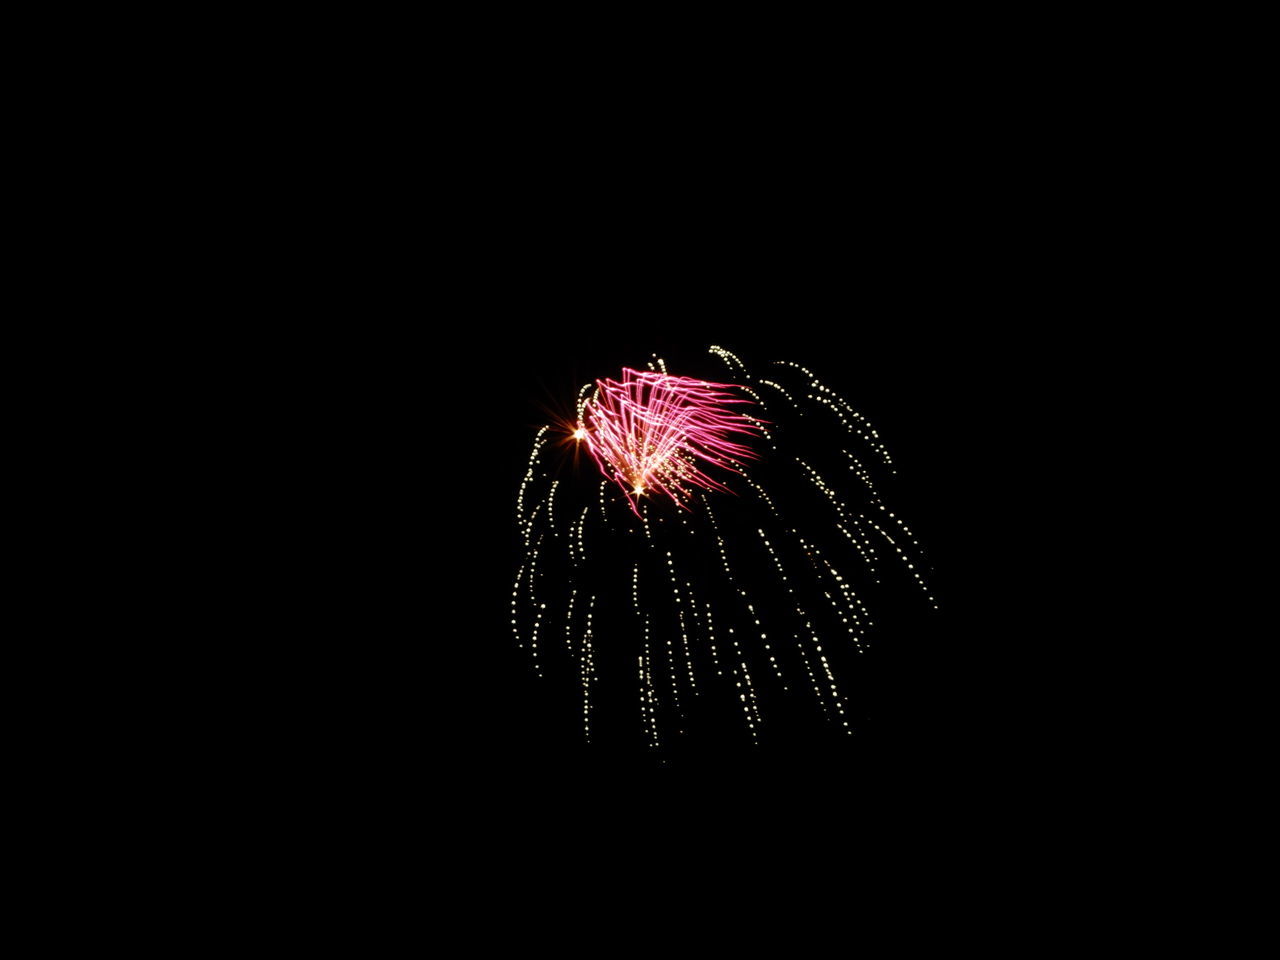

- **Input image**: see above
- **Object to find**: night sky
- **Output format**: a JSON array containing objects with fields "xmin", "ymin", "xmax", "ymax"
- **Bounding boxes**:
[
  {"xmin": 268, "ymin": 276, "xmax": 1052, "ymax": 832},
  {"xmin": 212, "ymin": 80, "xmax": 1091, "ymax": 843}
]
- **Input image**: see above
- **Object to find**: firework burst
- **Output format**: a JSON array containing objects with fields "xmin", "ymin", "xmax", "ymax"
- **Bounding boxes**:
[
  {"xmin": 578, "ymin": 368, "xmax": 763, "ymax": 514},
  {"xmin": 513, "ymin": 345, "xmax": 936, "ymax": 749}
]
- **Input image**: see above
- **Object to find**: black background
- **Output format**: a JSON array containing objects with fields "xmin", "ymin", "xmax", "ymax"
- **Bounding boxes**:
[
  {"xmin": 237, "ymin": 237, "xmax": 1076, "ymax": 847},
  {"xmin": 163, "ymin": 44, "xmax": 1130, "ymax": 859},
  {"xmin": 274, "ymin": 195, "xmax": 1071, "ymax": 818}
]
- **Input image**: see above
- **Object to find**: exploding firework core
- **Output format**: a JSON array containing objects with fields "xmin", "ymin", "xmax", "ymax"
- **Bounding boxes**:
[{"xmin": 577, "ymin": 369, "xmax": 763, "ymax": 514}]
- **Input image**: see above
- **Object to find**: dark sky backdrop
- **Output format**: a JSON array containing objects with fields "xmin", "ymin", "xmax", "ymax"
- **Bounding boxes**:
[
  {"xmin": 295, "ymin": 267, "xmax": 1056, "ymax": 826},
  {"xmin": 240, "ymin": 96, "xmax": 1089, "ymax": 831},
  {"xmin": 294, "ymin": 196, "xmax": 1065, "ymax": 796}
]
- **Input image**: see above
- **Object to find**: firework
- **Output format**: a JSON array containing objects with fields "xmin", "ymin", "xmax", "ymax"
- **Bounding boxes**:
[
  {"xmin": 578, "ymin": 368, "xmax": 764, "ymax": 515},
  {"xmin": 513, "ymin": 346, "xmax": 936, "ymax": 749}
]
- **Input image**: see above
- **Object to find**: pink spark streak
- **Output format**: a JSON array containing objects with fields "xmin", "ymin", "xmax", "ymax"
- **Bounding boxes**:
[{"xmin": 578, "ymin": 368, "xmax": 763, "ymax": 515}]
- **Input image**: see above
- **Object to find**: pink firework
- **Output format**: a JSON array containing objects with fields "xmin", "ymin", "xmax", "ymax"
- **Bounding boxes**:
[{"xmin": 578, "ymin": 368, "xmax": 763, "ymax": 514}]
